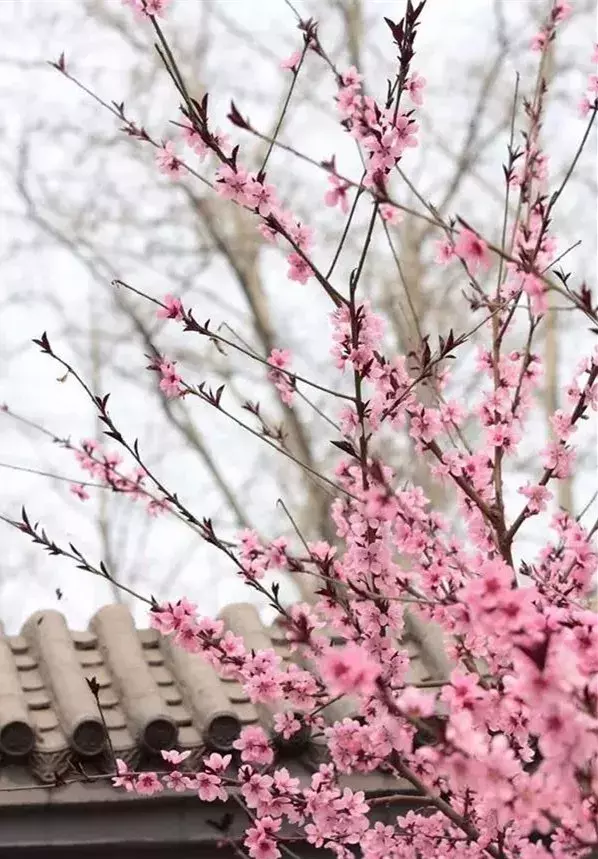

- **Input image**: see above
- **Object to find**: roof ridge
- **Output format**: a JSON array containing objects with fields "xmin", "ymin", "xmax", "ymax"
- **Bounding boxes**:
[{"xmin": 0, "ymin": 601, "xmax": 447, "ymax": 789}]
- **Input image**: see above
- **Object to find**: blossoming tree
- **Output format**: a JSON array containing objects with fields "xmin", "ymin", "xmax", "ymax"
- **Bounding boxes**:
[
  {"xmin": 2, "ymin": 0, "xmax": 594, "ymax": 609},
  {"xmin": 4, "ymin": 0, "xmax": 598, "ymax": 857}
]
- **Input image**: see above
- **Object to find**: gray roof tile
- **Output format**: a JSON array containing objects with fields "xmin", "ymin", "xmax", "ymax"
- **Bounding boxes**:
[{"xmin": 0, "ymin": 602, "xmax": 448, "ymax": 787}]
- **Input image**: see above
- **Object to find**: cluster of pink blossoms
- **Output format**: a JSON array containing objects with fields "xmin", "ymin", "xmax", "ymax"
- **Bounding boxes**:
[
  {"xmin": 501, "ymin": 199, "xmax": 556, "ymax": 315},
  {"xmin": 324, "ymin": 65, "xmax": 424, "ymax": 216},
  {"xmin": 331, "ymin": 300, "xmax": 385, "ymax": 375},
  {"xmin": 146, "ymin": 354, "xmax": 185, "ymax": 399},
  {"xmin": 134, "ymin": 325, "xmax": 597, "ymax": 856},
  {"xmin": 266, "ymin": 348, "xmax": 295, "ymax": 406},
  {"xmin": 71, "ymin": 438, "xmax": 169, "ymax": 516},
  {"xmin": 144, "ymin": 46, "xmax": 320, "ymax": 291},
  {"xmin": 530, "ymin": 2, "xmax": 572, "ymax": 51},
  {"xmin": 335, "ymin": 65, "xmax": 420, "ymax": 192},
  {"xmin": 213, "ymin": 162, "xmax": 316, "ymax": 284},
  {"xmin": 320, "ymin": 641, "xmax": 380, "ymax": 696},
  {"xmin": 131, "ymin": 441, "xmax": 598, "ymax": 857},
  {"xmin": 149, "ymin": 593, "xmax": 325, "ymax": 712},
  {"xmin": 108, "ymin": 4, "xmax": 598, "ymax": 858},
  {"xmin": 113, "ymin": 749, "xmax": 229, "ymax": 801},
  {"xmin": 181, "ymin": 122, "xmax": 231, "ymax": 161},
  {"xmin": 473, "ymin": 345, "xmax": 542, "ymax": 459}
]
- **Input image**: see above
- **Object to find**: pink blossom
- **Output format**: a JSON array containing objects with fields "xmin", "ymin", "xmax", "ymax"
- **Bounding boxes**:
[
  {"xmin": 70, "ymin": 483, "xmax": 89, "ymax": 501},
  {"xmin": 141, "ymin": 0, "xmax": 169, "ymax": 15},
  {"xmin": 112, "ymin": 758, "xmax": 135, "ymax": 791},
  {"xmin": 147, "ymin": 497, "xmax": 170, "ymax": 517},
  {"xmin": 341, "ymin": 66, "xmax": 362, "ymax": 87},
  {"xmin": 396, "ymin": 686, "xmax": 436, "ymax": 719},
  {"xmin": 331, "ymin": 300, "xmax": 384, "ymax": 372},
  {"xmin": 531, "ymin": 29, "xmax": 548, "ymax": 52},
  {"xmin": 242, "ymin": 772, "xmax": 273, "ymax": 808},
  {"xmin": 319, "ymin": 643, "xmax": 380, "ymax": 696},
  {"xmin": 486, "ymin": 422, "xmax": 519, "ymax": 452},
  {"xmin": 440, "ymin": 399, "xmax": 465, "ymax": 427},
  {"xmin": 550, "ymin": 409, "xmax": 574, "ymax": 440},
  {"xmin": 181, "ymin": 125, "xmax": 208, "ymax": 159},
  {"xmin": 245, "ymin": 670, "xmax": 282, "ymax": 703},
  {"xmin": 410, "ymin": 406, "xmax": 443, "ymax": 444},
  {"xmin": 339, "ymin": 404, "xmax": 359, "ymax": 436},
  {"xmin": 324, "ymin": 174, "xmax": 350, "ymax": 213},
  {"xmin": 280, "ymin": 50, "xmax": 301, "ymax": 72},
  {"xmin": 163, "ymin": 770, "xmax": 187, "ymax": 792},
  {"xmin": 267, "ymin": 348, "xmax": 295, "ymax": 405},
  {"xmin": 149, "ymin": 605, "xmax": 176, "ymax": 635},
  {"xmin": 518, "ymin": 482, "xmax": 552, "ymax": 514},
  {"xmin": 215, "ymin": 165, "xmax": 254, "ymax": 206},
  {"xmin": 288, "ymin": 221, "xmax": 314, "ymax": 251},
  {"xmin": 174, "ymin": 618, "xmax": 202, "ymax": 653},
  {"xmin": 239, "ymin": 528, "xmax": 262, "ymax": 556},
  {"xmin": 245, "ymin": 817, "xmax": 281, "ymax": 859},
  {"xmin": 135, "ymin": 771, "xmax": 163, "ymax": 795},
  {"xmin": 123, "ymin": 0, "xmax": 171, "ymax": 18},
  {"xmin": 336, "ymin": 84, "xmax": 362, "ymax": 120},
  {"xmin": 405, "ymin": 72, "xmax": 426, "ymax": 106},
  {"xmin": 477, "ymin": 734, "xmax": 522, "ymax": 803},
  {"xmin": 266, "ymin": 536, "xmax": 288, "ymax": 568},
  {"xmin": 74, "ymin": 439, "xmax": 101, "ymax": 474},
  {"xmin": 537, "ymin": 702, "xmax": 578, "ymax": 760},
  {"xmin": 203, "ymin": 753, "xmax": 231, "ymax": 774},
  {"xmin": 588, "ymin": 74, "xmax": 598, "ymax": 95},
  {"xmin": 541, "ymin": 441, "xmax": 575, "ymax": 478},
  {"xmin": 379, "ymin": 203, "xmax": 403, "ymax": 224},
  {"xmin": 251, "ymin": 179, "xmax": 278, "ymax": 217},
  {"xmin": 363, "ymin": 127, "xmax": 403, "ymax": 175},
  {"xmin": 454, "ymin": 227, "xmax": 491, "ymax": 273},
  {"xmin": 578, "ymin": 95, "xmax": 592, "ymax": 118},
  {"xmin": 155, "ymin": 141, "xmax": 183, "ymax": 176},
  {"xmin": 149, "ymin": 598, "xmax": 198, "ymax": 637},
  {"xmin": 274, "ymin": 711, "xmax": 302, "ymax": 739},
  {"xmin": 393, "ymin": 114, "xmax": 419, "ymax": 149},
  {"xmin": 147, "ymin": 356, "xmax": 182, "ymax": 400},
  {"xmin": 156, "ymin": 294, "xmax": 184, "ymax": 321},
  {"xmin": 195, "ymin": 771, "xmax": 227, "ymax": 802},
  {"xmin": 233, "ymin": 725, "xmax": 274, "ymax": 765},
  {"xmin": 267, "ymin": 348, "xmax": 291, "ymax": 370},
  {"xmin": 257, "ymin": 223, "xmax": 278, "ymax": 243},
  {"xmin": 157, "ymin": 359, "xmax": 185, "ymax": 399},
  {"xmin": 161, "ymin": 749, "xmax": 191, "ymax": 766},
  {"xmin": 552, "ymin": 1, "xmax": 572, "ymax": 22},
  {"xmin": 287, "ymin": 252, "xmax": 313, "ymax": 284}
]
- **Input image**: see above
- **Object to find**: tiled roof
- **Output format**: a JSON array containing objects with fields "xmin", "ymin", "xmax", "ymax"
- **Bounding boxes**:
[{"xmin": 0, "ymin": 603, "xmax": 449, "ymax": 788}]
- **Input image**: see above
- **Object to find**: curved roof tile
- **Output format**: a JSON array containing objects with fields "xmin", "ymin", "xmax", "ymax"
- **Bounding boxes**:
[{"xmin": 0, "ymin": 602, "xmax": 448, "ymax": 784}]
